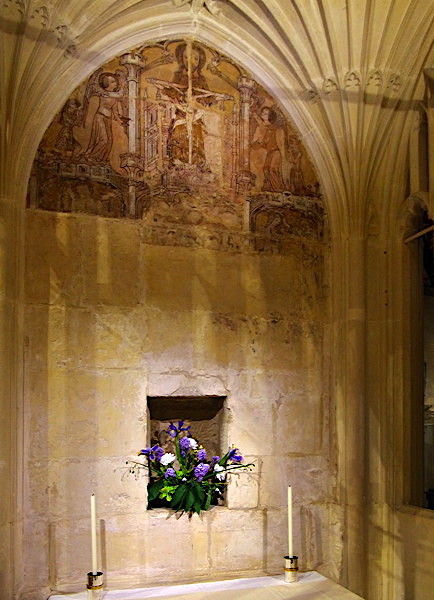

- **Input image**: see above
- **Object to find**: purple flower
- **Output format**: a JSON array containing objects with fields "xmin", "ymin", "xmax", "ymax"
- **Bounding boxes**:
[
  {"xmin": 212, "ymin": 456, "xmax": 220, "ymax": 463},
  {"xmin": 194, "ymin": 463, "xmax": 210, "ymax": 482},
  {"xmin": 228, "ymin": 448, "xmax": 243, "ymax": 463},
  {"xmin": 197, "ymin": 448, "xmax": 207, "ymax": 461},
  {"xmin": 165, "ymin": 467, "xmax": 176, "ymax": 479},
  {"xmin": 154, "ymin": 446, "xmax": 164, "ymax": 460},
  {"xmin": 167, "ymin": 423, "xmax": 178, "ymax": 438},
  {"xmin": 166, "ymin": 421, "xmax": 191, "ymax": 437},
  {"xmin": 179, "ymin": 437, "xmax": 191, "ymax": 452},
  {"xmin": 178, "ymin": 421, "xmax": 191, "ymax": 432},
  {"xmin": 138, "ymin": 445, "xmax": 164, "ymax": 461}
]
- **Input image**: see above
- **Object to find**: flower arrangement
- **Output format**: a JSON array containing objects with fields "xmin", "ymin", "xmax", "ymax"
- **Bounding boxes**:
[{"xmin": 128, "ymin": 421, "xmax": 254, "ymax": 516}]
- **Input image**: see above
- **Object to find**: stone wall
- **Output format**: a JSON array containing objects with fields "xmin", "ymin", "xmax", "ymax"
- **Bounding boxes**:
[{"xmin": 22, "ymin": 207, "xmax": 336, "ymax": 594}]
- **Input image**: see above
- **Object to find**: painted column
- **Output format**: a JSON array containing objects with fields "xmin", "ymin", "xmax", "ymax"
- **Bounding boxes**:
[
  {"xmin": 231, "ymin": 102, "xmax": 239, "ymax": 189},
  {"xmin": 119, "ymin": 52, "xmax": 146, "ymax": 218},
  {"xmin": 236, "ymin": 75, "xmax": 256, "ymax": 193}
]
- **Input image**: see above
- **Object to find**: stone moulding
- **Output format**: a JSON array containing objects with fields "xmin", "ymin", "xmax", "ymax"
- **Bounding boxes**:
[
  {"xmin": 302, "ymin": 69, "xmax": 404, "ymax": 103},
  {"xmin": 4, "ymin": 1, "xmax": 78, "ymax": 56}
]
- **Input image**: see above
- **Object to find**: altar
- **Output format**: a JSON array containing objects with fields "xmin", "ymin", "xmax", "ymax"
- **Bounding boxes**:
[{"xmin": 48, "ymin": 572, "xmax": 365, "ymax": 600}]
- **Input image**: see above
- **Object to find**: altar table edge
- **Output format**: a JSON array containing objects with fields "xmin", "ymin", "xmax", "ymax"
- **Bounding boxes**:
[{"xmin": 48, "ymin": 571, "xmax": 365, "ymax": 600}]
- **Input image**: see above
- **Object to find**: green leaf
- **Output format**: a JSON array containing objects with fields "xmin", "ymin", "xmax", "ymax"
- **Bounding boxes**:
[
  {"xmin": 160, "ymin": 484, "xmax": 177, "ymax": 501},
  {"xmin": 185, "ymin": 488, "xmax": 195, "ymax": 512},
  {"xmin": 219, "ymin": 450, "xmax": 230, "ymax": 467},
  {"xmin": 204, "ymin": 490, "xmax": 211, "ymax": 511},
  {"xmin": 193, "ymin": 497, "xmax": 202, "ymax": 514},
  {"xmin": 148, "ymin": 479, "xmax": 165, "ymax": 501},
  {"xmin": 170, "ymin": 483, "xmax": 188, "ymax": 509},
  {"xmin": 194, "ymin": 482, "xmax": 205, "ymax": 503}
]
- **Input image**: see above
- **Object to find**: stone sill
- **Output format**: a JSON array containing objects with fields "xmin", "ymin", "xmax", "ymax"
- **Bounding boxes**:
[{"xmin": 145, "ymin": 504, "xmax": 261, "ymax": 516}]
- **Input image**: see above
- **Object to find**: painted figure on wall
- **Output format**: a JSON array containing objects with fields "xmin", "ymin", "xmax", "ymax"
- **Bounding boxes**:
[
  {"xmin": 165, "ymin": 42, "xmax": 213, "ymax": 169},
  {"xmin": 251, "ymin": 106, "xmax": 289, "ymax": 192},
  {"xmin": 54, "ymin": 99, "xmax": 82, "ymax": 158},
  {"xmin": 172, "ymin": 42, "xmax": 210, "ymax": 101},
  {"xmin": 168, "ymin": 102, "xmax": 208, "ymax": 169},
  {"xmin": 287, "ymin": 135, "xmax": 306, "ymax": 195},
  {"xmin": 81, "ymin": 69, "xmax": 129, "ymax": 164}
]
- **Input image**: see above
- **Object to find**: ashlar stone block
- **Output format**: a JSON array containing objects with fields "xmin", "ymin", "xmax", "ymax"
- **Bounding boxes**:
[{"xmin": 225, "ymin": 458, "xmax": 259, "ymax": 509}]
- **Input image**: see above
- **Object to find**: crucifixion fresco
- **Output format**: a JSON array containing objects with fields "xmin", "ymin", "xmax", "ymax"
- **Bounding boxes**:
[{"xmin": 29, "ymin": 39, "xmax": 323, "ymax": 251}]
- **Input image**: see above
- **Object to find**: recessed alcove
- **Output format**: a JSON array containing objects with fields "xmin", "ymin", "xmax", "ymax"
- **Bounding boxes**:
[
  {"xmin": 18, "ymin": 30, "xmax": 334, "ymax": 592},
  {"xmin": 146, "ymin": 395, "xmax": 227, "ymax": 509},
  {"xmin": 147, "ymin": 394, "xmax": 226, "ymax": 462}
]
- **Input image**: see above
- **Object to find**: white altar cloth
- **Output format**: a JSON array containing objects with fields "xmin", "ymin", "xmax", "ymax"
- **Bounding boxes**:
[{"xmin": 49, "ymin": 571, "xmax": 365, "ymax": 600}]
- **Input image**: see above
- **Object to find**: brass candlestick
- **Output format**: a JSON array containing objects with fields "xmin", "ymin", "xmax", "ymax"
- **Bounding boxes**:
[
  {"xmin": 283, "ymin": 555, "xmax": 298, "ymax": 583},
  {"xmin": 87, "ymin": 571, "xmax": 104, "ymax": 599}
]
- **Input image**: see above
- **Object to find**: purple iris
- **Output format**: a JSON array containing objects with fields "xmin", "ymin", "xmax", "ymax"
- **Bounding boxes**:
[
  {"xmin": 228, "ymin": 448, "xmax": 243, "ymax": 463},
  {"xmin": 138, "ymin": 445, "xmax": 164, "ymax": 461},
  {"xmin": 197, "ymin": 448, "xmax": 207, "ymax": 461},
  {"xmin": 194, "ymin": 463, "xmax": 210, "ymax": 482},
  {"xmin": 167, "ymin": 423, "xmax": 178, "ymax": 438},
  {"xmin": 212, "ymin": 456, "xmax": 220, "ymax": 463},
  {"xmin": 165, "ymin": 467, "xmax": 176, "ymax": 479},
  {"xmin": 166, "ymin": 421, "xmax": 191, "ymax": 437},
  {"xmin": 154, "ymin": 446, "xmax": 164, "ymax": 460}
]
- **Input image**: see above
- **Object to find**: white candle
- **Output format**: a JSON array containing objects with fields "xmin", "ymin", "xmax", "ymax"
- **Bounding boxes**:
[
  {"xmin": 90, "ymin": 493, "xmax": 98, "ymax": 575},
  {"xmin": 287, "ymin": 485, "xmax": 293, "ymax": 557}
]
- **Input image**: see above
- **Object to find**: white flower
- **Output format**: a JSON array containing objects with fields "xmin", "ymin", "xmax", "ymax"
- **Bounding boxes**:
[
  {"xmin": 160, "ymin": 453, "xmax": 176, "ymax": 466},
  {"xmin": 213, "ymin": 464, "xmax": 226, "ymax": 481},
  {"xmin": 189, "ymin": 438, "xmax": 198, "ymax": 449}
]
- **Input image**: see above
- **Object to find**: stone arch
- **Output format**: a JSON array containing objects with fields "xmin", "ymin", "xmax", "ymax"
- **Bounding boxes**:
[{"xmin": 3, "ymin": 8, "xmax": 346, "ymax": 243}]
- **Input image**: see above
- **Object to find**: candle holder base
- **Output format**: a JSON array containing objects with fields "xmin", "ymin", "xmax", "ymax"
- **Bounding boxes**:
[
  {"xmin": 87, "ymin": 571, "xmax": 104, "ymax": 599},
  {"xmin": 283, "ymin": 555, "xmax": 298, "ymax": 583}
]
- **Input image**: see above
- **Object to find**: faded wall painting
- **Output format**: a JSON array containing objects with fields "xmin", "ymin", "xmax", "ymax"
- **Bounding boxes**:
[{"xmin": 29, "ymin": 39, "xmax": 324, "ymax": 251}]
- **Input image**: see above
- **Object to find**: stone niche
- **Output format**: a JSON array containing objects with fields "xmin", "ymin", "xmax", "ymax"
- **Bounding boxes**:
[{"xmin": 148, "ymin": 395, "xmax": 226, "ymax": 459}]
